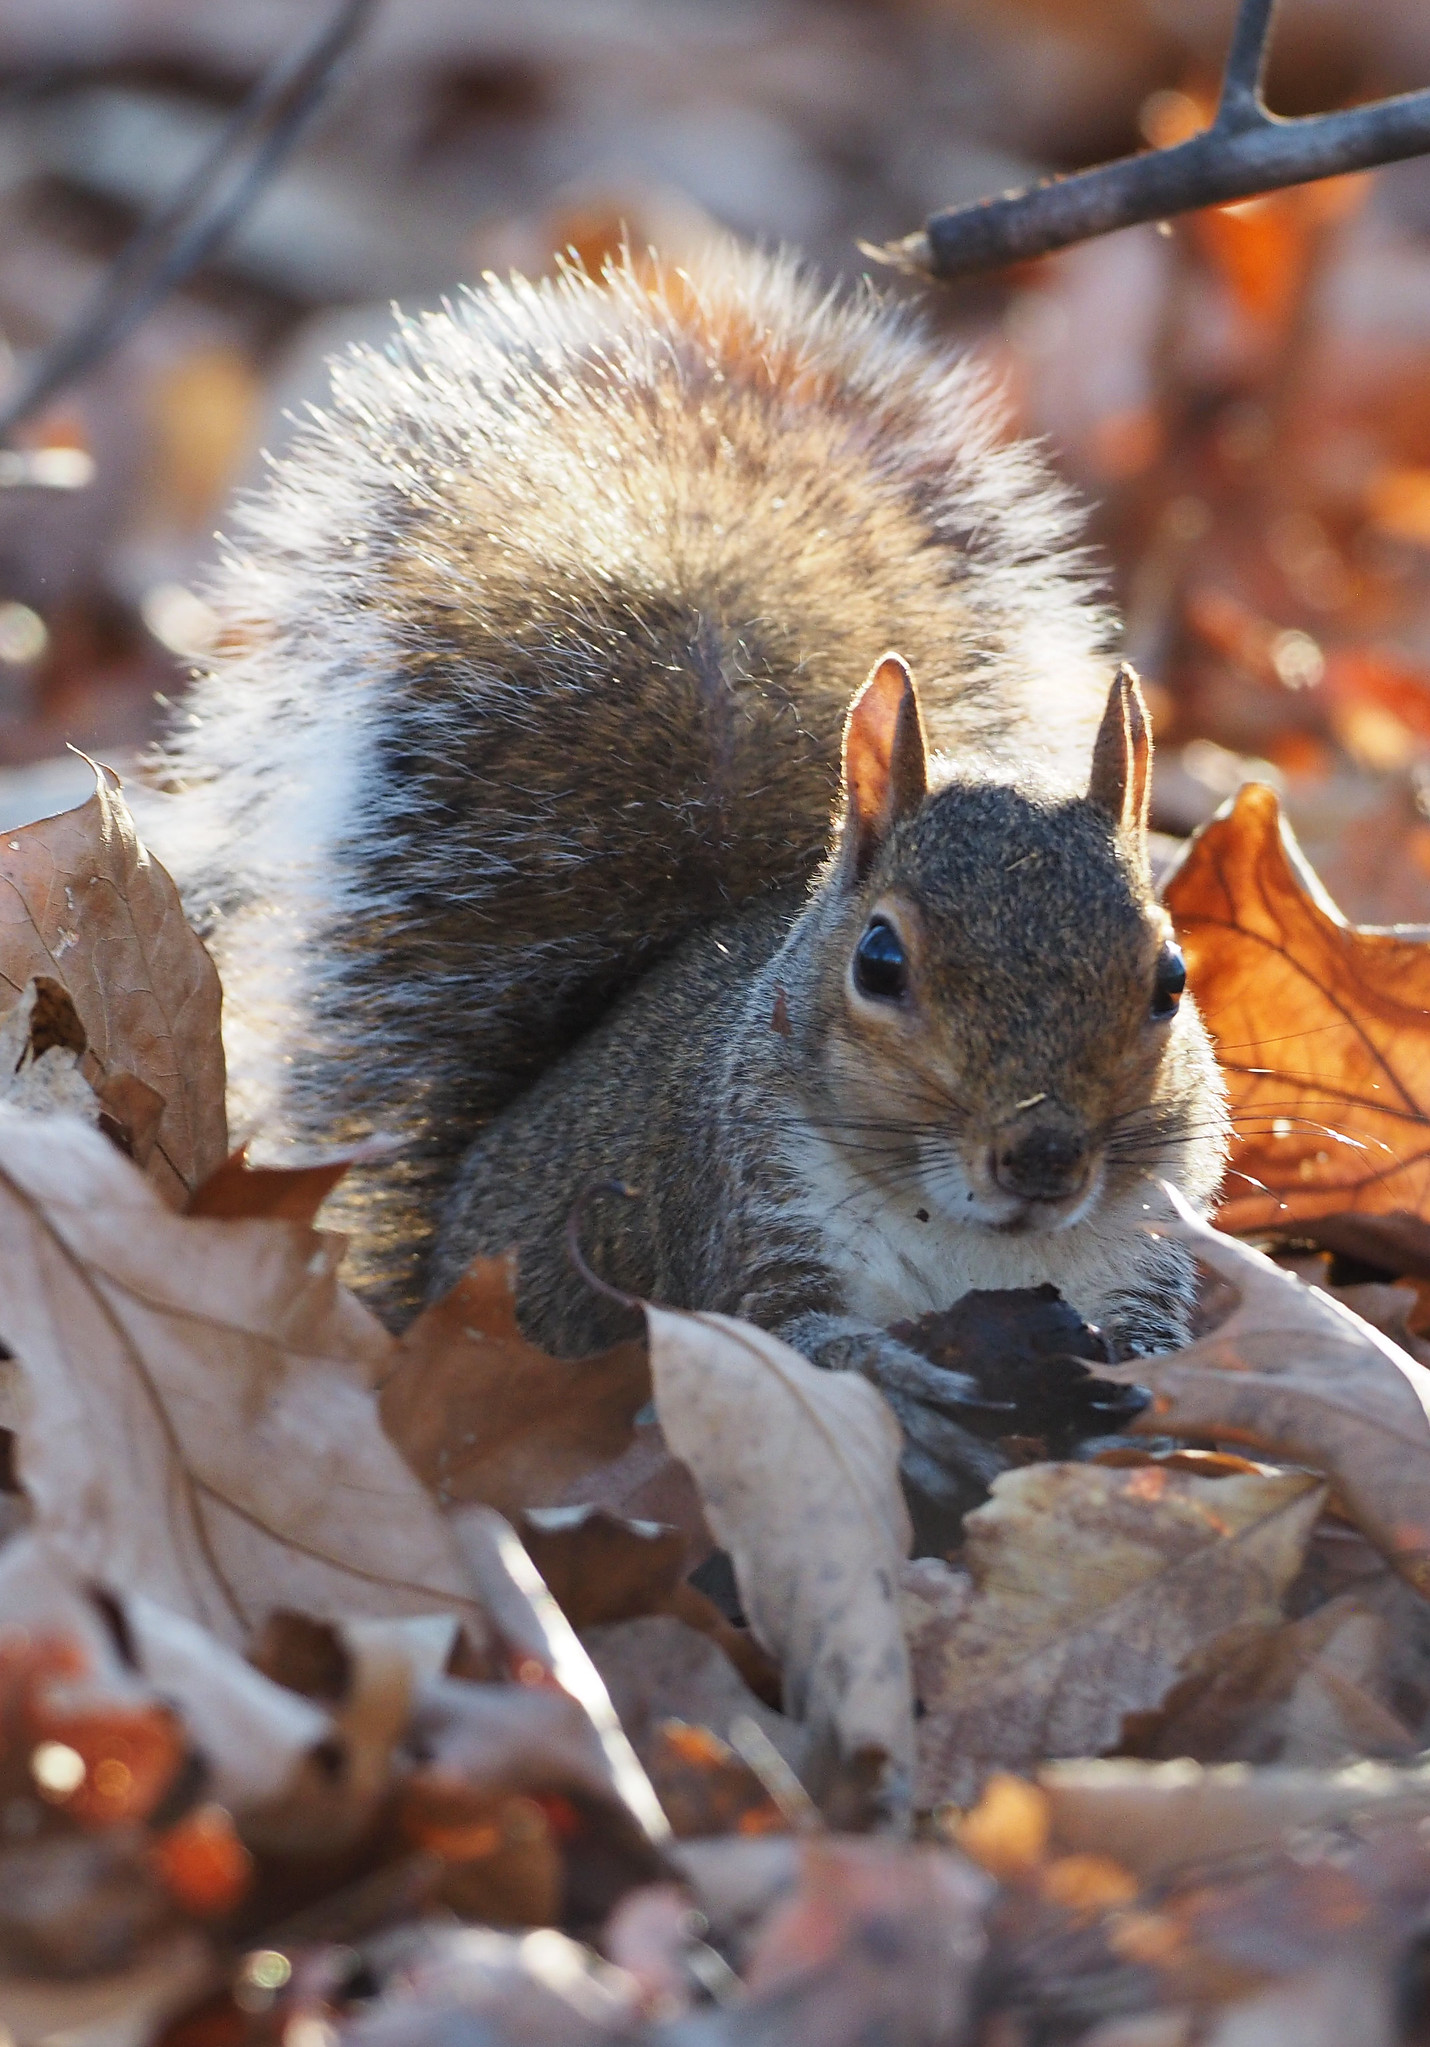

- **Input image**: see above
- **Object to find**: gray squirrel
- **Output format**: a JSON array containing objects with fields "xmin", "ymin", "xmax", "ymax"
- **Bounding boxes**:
[{"xmin": 148, "ymin": 244, "xmax": 1229, "ymax": 1516}]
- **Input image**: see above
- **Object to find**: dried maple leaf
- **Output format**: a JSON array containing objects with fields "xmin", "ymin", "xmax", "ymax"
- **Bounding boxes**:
[
  {"xmin": 645, "ymin": 1306, "xmax": 913, "ymax": 1789},
  {"xmin": 908, "ymin": 1461, "xmax": 1324, "ymax": 1809},
  {"xmin": 0, "ymin": 1109, "xmax": 484, "ymax": 1644},
  {"xmin": 1099, "ymin": 1196, "xmax": 1430, "ymax": 1593},
  {"xmin": 1164, "ymin": 782, "xmax": 1430, "ymax": 1233},
  {"xmin": 0, "ymin": 774, "xmax": 225, "ymax": 1204}
]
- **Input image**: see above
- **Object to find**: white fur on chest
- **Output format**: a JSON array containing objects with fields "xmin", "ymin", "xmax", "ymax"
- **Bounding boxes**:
[{"xmin": 779, "ymin": 1128, "xmax": 1155, "ymax": 1328}]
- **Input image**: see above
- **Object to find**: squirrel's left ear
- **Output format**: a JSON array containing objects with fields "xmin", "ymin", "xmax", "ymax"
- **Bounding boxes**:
[
  {"xmin": 1088, "ymin": 662, "xmax": 1153, "ymax": 878},
  {"xmin": 840, "ymin": 652, "xmax": 929, "ymax": 884}
]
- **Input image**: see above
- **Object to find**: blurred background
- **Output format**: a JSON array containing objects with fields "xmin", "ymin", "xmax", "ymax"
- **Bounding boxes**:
[{"xmin": 0, "ymin": 0, "xmax": 1428, "ymax": 917}]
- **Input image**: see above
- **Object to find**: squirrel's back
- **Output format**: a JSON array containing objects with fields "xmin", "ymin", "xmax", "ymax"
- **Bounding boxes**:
[{"xmin": 146, "ymin": 244, "xmax": 1113, "ymax": 1317}]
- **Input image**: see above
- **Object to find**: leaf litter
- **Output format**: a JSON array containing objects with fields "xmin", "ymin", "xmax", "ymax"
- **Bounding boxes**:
[{"xmin": 1, "ymin": 779, "xmax": 1430, "ymax": 2042}]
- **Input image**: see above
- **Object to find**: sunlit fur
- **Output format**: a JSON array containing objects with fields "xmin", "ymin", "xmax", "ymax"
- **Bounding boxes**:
[
  {"xmin": 434, "ymin": 764, "xmax": 1229, "ymax": 1360},
  {"xmin": 140, "ymin": 241, "xmax": 1119, "ymax": 1320}
]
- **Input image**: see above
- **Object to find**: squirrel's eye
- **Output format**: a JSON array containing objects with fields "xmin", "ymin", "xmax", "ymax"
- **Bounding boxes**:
[
  {"xmin": 1151, "ymin": 942, "xmax": 1187, "ymax": 1021},
  {"xmin": 853, "ymin": 918, "xmax": 908, "ymax": 1001}
]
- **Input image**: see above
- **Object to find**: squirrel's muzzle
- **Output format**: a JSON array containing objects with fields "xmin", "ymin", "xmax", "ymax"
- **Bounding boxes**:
[{"xmin": 991, "ymin": 1105, "xmax": 1091, "ymax": 1205}]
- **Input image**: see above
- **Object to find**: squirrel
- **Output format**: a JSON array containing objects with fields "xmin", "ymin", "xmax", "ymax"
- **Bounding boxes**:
[{"xmin": 148, "ymin": 244, "xmax": 1229, "ymax": 1515}]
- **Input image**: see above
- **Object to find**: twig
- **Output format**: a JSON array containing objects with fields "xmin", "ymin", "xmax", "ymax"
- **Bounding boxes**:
[
  {"xmin": 0, "ymin": 0, "xmax": 378, "ymax": 446},
  {"xmin": 873, "ymin": 0, "xmax": 1430, "ymax": 281}
]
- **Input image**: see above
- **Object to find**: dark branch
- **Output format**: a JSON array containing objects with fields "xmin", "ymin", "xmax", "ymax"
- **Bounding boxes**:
[
  {"xmin": 876, "ymin": 0, "xmax": 1430, "ymax": 283},
  {"xmin": 0, "ymin": 0, "xmax": 378, "ymax": 447},
  {"xmin": 1218, "ymin": 0, "xmax": 1278, "ymax": 132}
]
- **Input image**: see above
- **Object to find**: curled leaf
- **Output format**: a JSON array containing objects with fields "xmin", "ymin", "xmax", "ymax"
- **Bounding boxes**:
[
  {"xmin": 1099, "ymin": 1194, "xmax": 1430, "ymax": 1594},
  {"xmin": 0, "ymin": 774, "xmax": 225, "ymax": 1203},
  {"xmin": 645, "ymin": 1306, "xmax": 913, "ymax": 1789}
]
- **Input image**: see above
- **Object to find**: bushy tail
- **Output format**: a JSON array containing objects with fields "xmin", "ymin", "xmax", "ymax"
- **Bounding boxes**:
[{"xmin": 143, "ymin": 243, "xmax": 1111, "ymax": 1322}]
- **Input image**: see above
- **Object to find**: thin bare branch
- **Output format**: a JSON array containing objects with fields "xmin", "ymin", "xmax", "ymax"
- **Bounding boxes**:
[
  {"xmin": 0, "ymin": 0, "xmax": 378, "ymax": 447},
  {"xmin": 875, "ymin": 0, "xmax": 1430, "ymax": 283},
  {"xmin": 1218, "ymin": 0, "xmax": 1279, "ymax": 132}
]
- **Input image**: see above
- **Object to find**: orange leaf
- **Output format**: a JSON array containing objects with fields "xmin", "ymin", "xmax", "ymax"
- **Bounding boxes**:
[
  {"xmin": 1164, "ymin": 783, "xmax": 1430, "ymax": 1233},
  {"xmin": 150, "ymin": 1804, "xmax": 252, "ymax": 1915}
]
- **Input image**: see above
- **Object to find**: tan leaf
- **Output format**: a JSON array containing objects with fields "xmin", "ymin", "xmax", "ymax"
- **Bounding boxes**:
[
  {"xmin": 1163, "ymin": 782, "xmax": 1430, "ymax": 1233},
  {"xmin": 0, "ymin": 772, "xmax": 226, "ymax": 1204},
  {"xmin": 1041, "ymin": 1756, "xmax": 1430, "ymax": 1882},
  {"xmin": 1098, "ymin": 1195, "xmax": 1430, "ymax": 1593},
  {"xmin": 645, "ymin": 1306, "xmax": 913, "ymax": 1782},
  {"xmin": 910, "ymin": 1461, "xmax": 1324, "ymax": 1808},
  {"xmin": 0, "ymin": 1107, "xmax": 484, "ymax": 1645}
]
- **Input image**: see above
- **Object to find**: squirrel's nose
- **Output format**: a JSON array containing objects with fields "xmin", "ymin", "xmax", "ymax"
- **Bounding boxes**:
[{"xmin": 991, "ymin": 1114, "xmax": 1090, "ymax": 1204}]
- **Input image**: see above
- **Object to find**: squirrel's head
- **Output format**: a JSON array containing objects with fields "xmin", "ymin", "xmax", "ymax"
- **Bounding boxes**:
[{"xmin": 785, "ymin": 652, "xmax": 1227, "ymax": 1236}]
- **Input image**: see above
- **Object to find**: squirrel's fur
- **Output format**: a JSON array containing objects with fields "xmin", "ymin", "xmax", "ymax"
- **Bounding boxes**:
[{"xmin": 147, "ymin": 244, "xmax": 1225, "ymax": 1361}]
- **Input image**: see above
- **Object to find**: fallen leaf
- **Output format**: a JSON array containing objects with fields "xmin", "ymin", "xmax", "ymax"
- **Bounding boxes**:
[
  {"xmin": 582, "ymin": 1615, "xmax": 808, "ymax": 1779},
  {"xmin": 0, "ymin": 977, "xmax": 102, "ymax": 1122},
  {"xmin": 1040, "ymin": 1756, "xmax": 1430, "ymax": 1882},
  {"xmin": 0, "ymin": 775, "xmax": 226, "ymax": 1204},
  {"xmin": 337, "ymin": 1925, "xmax": 640, "ymax": 2047},
  {"xmin": 448, "ymin": 1506, "xmax": 671, "ymax": 1851},
  {"xmin": 739, "ymin": 1838, "xmax": 989, "ymax": 2043},
  {"xmin": 645, "ymin": 1306, "xmax": 913, "ymax": 1790},
  {"xmin": 637, "ymin": 1720, "xmax": 791, "ymax": 1841},
  {"xmin": 910, "ymin": 1461, "xmax": 1324, "ymax": 1808},
  {"xmin": 518, "ymin": 1506, "xmax": 780, "ymax": 1706},
  {"xmin": 379, "ymin": 1256, "xmax": 706, "ymax": 1538},
  {"xmin": 186, "ymin": 1147, "xmax": 355, "ymax": 1224},
  {"xmin": 0, "ymin": 1931, "xmax": 215, "ymax": 2047},
  {"xmin": 1163, "ymin": 783, "xmax": 1430, "ymax": 1233},
  {"xmin": 890, "ymin": 1285, "xmax": 1146, "ymax": 1456},
  {"xmin": 1129, "ymin": 1595, "xmax": 1418, "ymax": 1768},
  {"xmin": 1098, "ymin": 1196, "xmax": 1430, "ymax": 1593},
  {"xmin": 400, "ymin": 1677, "xmax": 666, "ymax": 1926},
  {"xmin": 0, "ymin": 1108, "xmax": 485, "ymax": 1644}
]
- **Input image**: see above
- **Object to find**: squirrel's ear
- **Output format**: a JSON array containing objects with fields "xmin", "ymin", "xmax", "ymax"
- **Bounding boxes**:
[
  {"xmin": 840, "ymin": 651, "xmax": 929, "ymax": 884},
  {"xmin": 1088, "ymin": 663, "xmax": 1153, "ymax": 873}
]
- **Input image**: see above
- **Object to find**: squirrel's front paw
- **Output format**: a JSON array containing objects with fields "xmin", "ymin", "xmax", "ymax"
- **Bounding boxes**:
[{"xmin": 782, "ymin": 1314, "xmax": 1009, "ymax": 1555}]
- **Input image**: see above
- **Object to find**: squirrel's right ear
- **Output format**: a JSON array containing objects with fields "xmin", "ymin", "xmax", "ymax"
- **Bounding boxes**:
[
  {"xmin": 1088, "ymin": 662, "xmax": 1153, "ymax": 879},
  {"xmin": 839, "ymin": 652, "xmax": 929, "ymax": 885}
]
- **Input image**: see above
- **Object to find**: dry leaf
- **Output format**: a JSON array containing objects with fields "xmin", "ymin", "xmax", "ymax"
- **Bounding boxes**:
[
  {"xmin": 338, "ymin": 1925, "xmax": 640, "ymax": 2047},
  {"xmin": 739, "ymin": 1838, "xmax": 989, "ymax": 2043},
  {"xmin": 582, "ymin": 1615, "xmax": 808, "ymax": 1781},
  {"xmin": 0, "ymin": 1537, "xmax": 332, "ymax": 1818},
  {"xmin": 1040, "ymin": 1757, "xmax": 1430, "ymax": 1882},
  {"xmin": 645, "ymin": 1306, "xmax": 913, "ymax": 1788},
  {"xmin": 0, "ymin": 1932, "xmax": 215, "ymax": 2047},
  {"xmin": 378, "ymin": 1254, "xmax": 704, "ymax": 1533},
  {"xmin": 518, "ymin": 1506, "xmax": 780, "ymax": 1705},
  {"xmin": 0, "ymin": 775, "xmax": 226, "ymax": 1204},
  {"xmin": 1098, "ymin": 1196, "xmax": 1430, "ymax": 1593},
  {"xmin": 0, "ymin": 978, "xmax": 102, "ymax": 1122},
  {"xmin": 187, "ymin": 1146, "xmax": 355, "ymax": 1224},
  {"xmin": 1131, "ymin": 1596, "xmax": 1418, "ymax": 1768},
  {"xmin": 1163, "ymin": 783, "xmax": 1430, "ymax": 1233},
  {"xmin": 0, "ymin": 1108, "xmax": 484, "ymax": 1644},
  {"xmin": 448, "ymin": 1506, "xmax": 671, "ymax": 1849},
  {"xmin": 910, "ymin": 1461, "xmax": 1324, "ymax": 1808}
]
